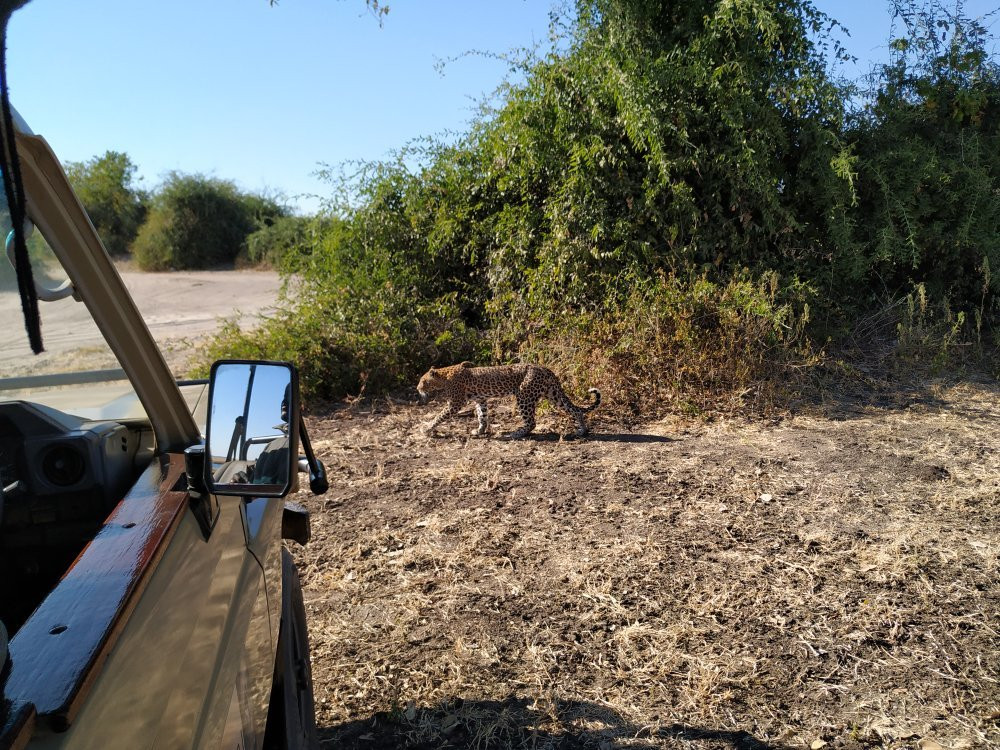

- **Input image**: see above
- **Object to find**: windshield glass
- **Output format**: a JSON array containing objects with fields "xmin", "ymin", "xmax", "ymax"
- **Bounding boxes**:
[{"xmin": 0, "ymin": 208, "xmax": 144, "ymax": 422}]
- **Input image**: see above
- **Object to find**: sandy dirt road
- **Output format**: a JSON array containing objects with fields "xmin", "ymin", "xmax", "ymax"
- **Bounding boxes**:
[
  {"xmin": 119, "ymin": 268, "xmax": 283, "ymax": 372},
  {"xmin": 0, "ymin": 267, "xmax": 282, "ymax": 377},
  {"xmin": 121, "ymin": 268, "xmax": 282, "ymax": 342}
]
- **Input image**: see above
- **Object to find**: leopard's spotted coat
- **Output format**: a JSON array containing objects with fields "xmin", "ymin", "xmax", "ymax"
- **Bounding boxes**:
[{"xmin": 417, "ymin": 362, "xmax": 601, "ymax": 438}]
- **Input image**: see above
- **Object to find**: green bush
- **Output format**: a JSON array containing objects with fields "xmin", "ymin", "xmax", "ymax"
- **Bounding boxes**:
[
  {"xmin": 132, "ymin": 173, "xmax": 286, "ymax": 270},
  {"xmin": 244, "ymin": 215, "xmax": 319, "ymax": 268},
  {"xmin": 196, "ymin": 184, "xmax": 484, "ymax": 395},
  {"xmin": 196, "ymin": 284, "xmax": 484, "ymax": 400},
  {"xmin": 475, "ymin": 0, "xmax": 853, "ymax": 312}
]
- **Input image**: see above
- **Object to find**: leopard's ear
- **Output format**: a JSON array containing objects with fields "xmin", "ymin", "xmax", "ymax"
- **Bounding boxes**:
[
  {"xmin": 428, "ymin": 367, "xmax": 437, "ymax": 374},
  {"xmin": 459, "ymin": 361, "xmax": 473, "ymax": 368}
]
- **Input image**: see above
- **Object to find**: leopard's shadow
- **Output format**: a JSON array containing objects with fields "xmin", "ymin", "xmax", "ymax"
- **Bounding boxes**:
[{"xmin": 513, "ymin": 431, "xmax": 674, "ymax": 444}]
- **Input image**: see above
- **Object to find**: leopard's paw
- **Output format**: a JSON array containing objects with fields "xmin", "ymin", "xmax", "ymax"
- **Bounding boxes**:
[{"xmin": 501, "ymin": 429, "xmax": 532, "ymax": 440}]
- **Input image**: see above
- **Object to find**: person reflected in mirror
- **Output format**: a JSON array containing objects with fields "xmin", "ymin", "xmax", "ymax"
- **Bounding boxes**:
[{"xmin": 250, "ymin": 384, "xmax": 291, "ymax": 485}]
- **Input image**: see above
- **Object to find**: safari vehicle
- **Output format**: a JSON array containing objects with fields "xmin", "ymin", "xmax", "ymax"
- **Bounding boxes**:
[{"xmin": 0, "ymin": 108, "xmax": 326, "ymax": 748}]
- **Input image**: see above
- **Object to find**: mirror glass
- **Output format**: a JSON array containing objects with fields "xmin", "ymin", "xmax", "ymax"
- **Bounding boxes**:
[{"xmin": 205, "ymin": 362, "xmax": 296, "ymax": 496}]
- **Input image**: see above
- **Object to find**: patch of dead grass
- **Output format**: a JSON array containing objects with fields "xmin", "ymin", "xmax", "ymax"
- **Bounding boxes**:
[{"xmin": 292, "ymin": 381, "xmax": 1000, "ymax": 749}]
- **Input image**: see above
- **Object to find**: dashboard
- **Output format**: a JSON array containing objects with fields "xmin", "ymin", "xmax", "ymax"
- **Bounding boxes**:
[
  {"xmin": 0, "ymin": 400, "xmax": 147, "ymax": 532},
  {"xmin": 0, "ymin": 433, "xmax": 17, "ymax": 491}
]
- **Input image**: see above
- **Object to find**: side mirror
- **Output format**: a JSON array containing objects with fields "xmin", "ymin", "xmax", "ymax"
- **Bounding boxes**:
[{"xmin": 204, "ymin": 360, "xmax": 300, "ymax": 498}]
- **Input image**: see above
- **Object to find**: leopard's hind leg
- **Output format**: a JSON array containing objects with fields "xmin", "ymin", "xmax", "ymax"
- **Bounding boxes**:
[
  {"xmin": 550, "ymin": 385, "xmax": 594, "ymax": 436},
  {"xmin": 505, "ymin": 395, "xmax": 537, "ymax": 439}
]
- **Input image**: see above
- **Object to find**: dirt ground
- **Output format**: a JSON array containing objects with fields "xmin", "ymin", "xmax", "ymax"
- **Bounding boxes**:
[
  {"xmin": 288, "ymin": 379, "xmax": 1000, "ymax": 750},
  {"xmin": 12, "ymin": 266, "xmax": 994, "ymax": 748}
]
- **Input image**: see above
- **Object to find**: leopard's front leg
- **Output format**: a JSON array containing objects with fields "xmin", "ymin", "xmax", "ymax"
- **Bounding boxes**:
[
  {"xmin": 424, "ymin": 398, "xmax": 463, "ymax": 435},
  {"xmin": 473, "ymin": 399, "xmax": 489, "ymax": 436}
]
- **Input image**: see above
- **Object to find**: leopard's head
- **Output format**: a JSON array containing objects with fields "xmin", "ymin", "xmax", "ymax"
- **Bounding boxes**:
[
  {"xmin": 417, "ymin": 362, "xmax": 472, "ymax": 404},
  {"xmin": 417, "ymin": 367, "xmax": 447, "ymax": 404}
]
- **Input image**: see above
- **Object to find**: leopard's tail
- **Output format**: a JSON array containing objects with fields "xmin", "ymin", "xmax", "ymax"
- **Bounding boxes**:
[
  {"xmin": 553, "ymin": 384, "xmax": 601, "ymax": 413},
  {"xmin": 582, "ymin": 387, "xmax": 601, "ymax": 412}
]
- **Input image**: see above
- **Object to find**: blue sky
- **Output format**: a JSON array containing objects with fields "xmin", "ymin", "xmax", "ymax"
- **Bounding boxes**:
[{"xmin": 7, "ymin": 1, "xmax": 999, "ymax": 215}]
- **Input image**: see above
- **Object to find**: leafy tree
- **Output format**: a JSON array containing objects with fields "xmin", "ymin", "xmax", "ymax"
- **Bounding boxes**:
[
  {"xmin": 65, "ymin": 151, "xmax": 147, "ymax": 257},
  {"xmin": 465, "ymin": 0, "xmax": 856, "ymax": 315},
  {"xmin": 849, "ymin": 0, "xmax": 1000, "ymax": 313}
]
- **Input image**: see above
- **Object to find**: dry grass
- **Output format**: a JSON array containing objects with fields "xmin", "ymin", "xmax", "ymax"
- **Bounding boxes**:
[{"xmin": 289, "ymin": 379, "xmax": 1000, "ymax": 749}]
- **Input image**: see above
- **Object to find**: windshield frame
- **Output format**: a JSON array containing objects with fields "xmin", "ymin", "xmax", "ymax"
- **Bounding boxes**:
[{"xmin": 7, "ymin": 123, "xmax": 199, "ymax": 450}]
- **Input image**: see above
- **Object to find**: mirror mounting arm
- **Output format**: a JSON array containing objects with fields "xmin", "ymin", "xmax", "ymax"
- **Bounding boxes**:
[
  {"xmin": 298, "ymin": 418, "xmax": 328, "ymax": 495},
  {"xmin": 184, "ymin": 445, "xmax": 220, "ymax": 540}
]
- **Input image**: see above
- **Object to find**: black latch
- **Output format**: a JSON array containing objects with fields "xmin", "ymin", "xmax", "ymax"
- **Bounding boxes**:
[{"xmin": 281, "ymin": 501, "xmax": 310, "ymax": 545}]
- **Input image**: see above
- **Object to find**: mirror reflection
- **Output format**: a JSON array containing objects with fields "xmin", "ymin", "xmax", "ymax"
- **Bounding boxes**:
[{"xmin": 207, "ymin": 363, "xmax": 293, "ymax": 494}]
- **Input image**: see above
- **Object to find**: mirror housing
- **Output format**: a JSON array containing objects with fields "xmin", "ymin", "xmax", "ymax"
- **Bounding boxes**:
[{"xmin": 204, "ymin": 360, "xmax": 300, "ymax": 498}]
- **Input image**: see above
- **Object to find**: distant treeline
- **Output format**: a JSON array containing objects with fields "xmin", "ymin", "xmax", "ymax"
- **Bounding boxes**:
[
  {"xmin": 66, "ymin": 153, "xmax": 309, "ymax": 270},
  {"xmin": 110, "ymin": 0, "xmax": 1000, "ymax": 411}
]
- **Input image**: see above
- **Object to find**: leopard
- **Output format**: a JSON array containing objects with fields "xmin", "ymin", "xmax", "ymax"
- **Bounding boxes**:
[{"xmin": 416, "ymin": 361, "xmax": 601, "ymax": 439}]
